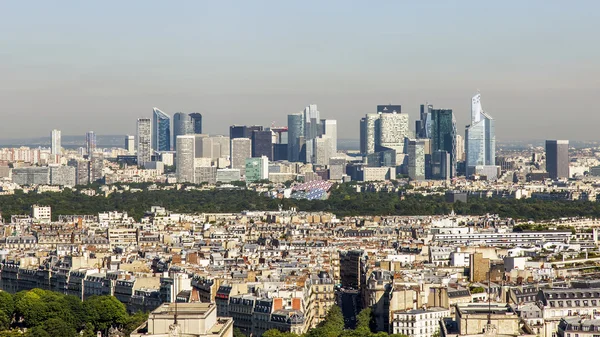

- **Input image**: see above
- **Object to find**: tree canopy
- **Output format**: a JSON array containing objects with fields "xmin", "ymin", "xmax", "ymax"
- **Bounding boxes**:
[
  {"xmin": 0, "ymin": 289, "xmax": 145, "ymax": 337},
  {"xmin": 1, "ymin": 183, "xmax": 598, "ymax": 221}
]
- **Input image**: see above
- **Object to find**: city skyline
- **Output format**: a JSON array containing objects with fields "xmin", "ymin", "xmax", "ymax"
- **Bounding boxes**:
[{"xmin": 2, "ymin": 1, "xmax": 599, "ymax": 141}]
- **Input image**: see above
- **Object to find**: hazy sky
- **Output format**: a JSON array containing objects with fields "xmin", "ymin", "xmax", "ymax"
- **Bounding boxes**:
[{"xmin": 1, "ymin": 1, "xmax": 599, "ymax": 140}]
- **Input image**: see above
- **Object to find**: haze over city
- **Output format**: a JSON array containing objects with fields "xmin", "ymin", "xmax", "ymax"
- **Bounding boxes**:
[{"xmin": 2, "ymin": 1, "xmax": 599, "ymax": 140}]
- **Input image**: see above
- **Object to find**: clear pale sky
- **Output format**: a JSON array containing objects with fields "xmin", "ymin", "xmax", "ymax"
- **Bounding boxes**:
[{"xmin": 1, "ymin": 1, "xmax": 599, "ymax": 140}]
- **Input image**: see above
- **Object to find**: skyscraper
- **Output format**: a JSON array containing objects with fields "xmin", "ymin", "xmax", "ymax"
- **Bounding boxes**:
[
  {"xmin": 322, "ymin": 119, "xmax": 337, "ymax": 156},
  {"xmin": 230, "ymin": 125, "xmax": 248, "ymax": 140},
  {"xmin": 231, "ymin": 138, "xmax": 252, "ymax": 175},
  {"xmin": 152, "ymin": 108, "xmax": 171, "ymax": 152},
  {"xmin": 85, "ymin": 131, "xmax": 96, "ymax": 157},
  {"xmin": 137, "ymin": 118, "xmax": 152, "ymax": 167},
  {"xmin": 408, "ymin": 139, "xmax": 426, "ymax": 180},
  {"xmin": 465, "ymin": 92, "xmax": 496, "ymax": 177},
  {"xmin": 314, "ymin": 137, "xmax": 332, "ymax": 166},
  {"xmin": 359, "ymin": 113, "xmax": 380, "ymax": 155},
  {"xmin": 416, "ymin": 103, "xmax": 433, "ymax": 139},
  {"xmin": 173, "ymin": 113, "xmax": 193, "ymax": 150},
  {"xmin": 431, "ymin": 109, "xmax": 457, "ymax": 177},
  {"xmin": 287, "ymin": 113, "xmax": 304, "ymax": 162},
  {"xmin": 51, "ymin": 129, "xmax": 61, "ymax": 155},
  {"xmin": 546, "ymin": 140, "xmax": 569, "ymax": 179},
  {"xmin": 252, "ymin": 130, "xmax": 273, "ymax": 160},
  {"xmin": 125, "ymin": 135, "xmax": 135, "ymax": 155},
  {"xmin": 189, "ymin": 113, "xmax": 202, "ymax": 134},
  {"xmin": 378, "ymin": 112, "xmax": 410, "ymax": 154},
  {"xmin": 176, "ymin": 135, "xmax": 196, "ymax": 183}
]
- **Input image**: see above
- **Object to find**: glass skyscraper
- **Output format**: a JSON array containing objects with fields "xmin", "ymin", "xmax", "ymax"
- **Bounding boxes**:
[
  {"xmin": 85, "ymin": 131, "xmax": 96, "ymax": 157},
  {"xmin": 173, "ymin": 112, "xmax": 193, "ymax": 150},
  {"xmin": 465, "ymin": 93, "xmax": 496, "ymax": 177},
  {"xmin": 152, "ymin": 108, "xmax": 171, "ymax": 151},
  {"xmin": 287, "ymin": 113, "xmax": 304, "ymax": 162},
  {"xmin": 189, "ymin": 113, "xmax": 202, "ymax": 134},
  {"xmin": 431, "ymin": 109, "xmax": 457, "ymax": 177}
]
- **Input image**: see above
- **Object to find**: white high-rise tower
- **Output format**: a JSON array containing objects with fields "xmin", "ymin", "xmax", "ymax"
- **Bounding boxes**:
[{"xmin": 51, "ymin": 129, "xmax": 61, "ymax": 155}]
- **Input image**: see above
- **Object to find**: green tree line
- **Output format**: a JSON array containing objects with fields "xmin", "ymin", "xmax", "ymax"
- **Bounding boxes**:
[
  {"xmin": 1, "ymin": 183, "xmax": 598, "ymax": 221},
  {"xmin": 0, "ymin": 289, "xmax": 147, "ymax": 337},
  {"xmin": 250, "ymin": 307, "xmax": 408, "ymax": 337}
]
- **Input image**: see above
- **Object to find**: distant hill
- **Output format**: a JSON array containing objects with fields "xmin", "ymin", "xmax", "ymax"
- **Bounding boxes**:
[{"xmin": 0, "ymin": 135, "xmax": 126, "ymax": 148}]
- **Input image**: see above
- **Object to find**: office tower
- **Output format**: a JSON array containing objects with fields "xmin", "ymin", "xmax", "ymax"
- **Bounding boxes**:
[
  {"xmin": 231, "ymin": 138, "xmax": 252, "ymax": 175},
  {"xmin": 51, "ymin": 129, "xmax": 61, "ymax": 155},
  {"xmin": 125, "ymin": 135, "xmax": 135, "ymax": 155},
  {"xmin": 377, "ymin": 104, "xmax": 401, "ymax": 114},
  {"xmin": 212, "ymin": 135, "xmax": 230, "ymax": 159},
  {"xmin": 195, "ymin": 166, "xmax": 217, "ymax": 185},
  {"xmin": 68, "ymin": 159, "xmax": 90, "ymax": 185},
  {"xmin": 314, "ymin": 137, "xmax": 332, "ymax": 166},
  {"xmin": 176, "ymin": 135, "xmax": 196, "ymax": 183},
  {"xmin": 378, "ymin": 112, "xmax": 410, "ymax": 154},
  {"xmin": 430, "ymin": 109, "xmax": 457, "ymax": 177},
  {"xmin": 189, "ymin": 113, "xmax": 202, "ymax": 134},
  {"xmin": 323, "ymin": 119, "xmax": 337, "ymax": 156},
  {"xmin": 456, "ymin": 134, "xmax": 465, "ymax": 162},
  {"xmin": 465, "ymin": 92, "xmax": 496, "ymax": 176},
  {"xmin": 11, "ymin": 167, "xmax": 50, "ymax": 185},
  {"xmin": 252, "ymin": 130, "xmax": 273, "ymax": 160},
  {"xmin": 272, "ymin": 144, "xmax": 288, "ymax": 161},
  {"xmin": 152, "ymin": 107, "xmax": 171, "ymax": 151},
  {"xmin": 546, "ymin": 140, "xmax": 569, "ymax": 179},
  {"xmin": 49, "ymin": 165, "xmax": 76, "ymax": 186},
  {"xmin": 230, "ymin": 125, "xmax": 248, "ymax": 139},
  {"xmin": 303, "ymin": 104, "xmax": 321, "ymax": 142},
  {"xmin": 90, "ymin": 156, "xmax": 104, "ymax": 182},
  {"xmin": 431, "ymin": 150, "xmax": 451, "ymax": 180},
  {"xmin": 173, "ymin": 113, "xmax": 193, "ymax": 150},
  {"xmin": 85, "ymin": 131, "xmax": 96, "ymax": 156},
  {"xmin": 245, "ymin": 156, "xmax": 269, "ymax": 182},
  {"xmin": 360, "ymin": 113, "xmax": 380, "ymax": 155},
  {"xmin": 416, "ymin": 103, "xmax": 433, "ymax": 138},
  {"xmin": 137, "ymin": 118, "xmax": 152, "ymax": 167},
  {"xmin": 287, "ymin": 113, "xmax": 304, "ymax": 162},
  {"xmin": 408, "ymin": 139, "xmax": 426, "ymax": 180}
]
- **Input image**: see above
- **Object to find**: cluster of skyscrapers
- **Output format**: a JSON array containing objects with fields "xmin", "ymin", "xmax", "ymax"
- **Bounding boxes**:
[
  {"xmin": 134, "ymin": 108, "xmax": 203, "ymax": 167},
  {"xmin": 287, "ymin": 104, "xmax": 338, "ymax": 165},
  {"xmin": 359, "ymin": 92, "xmax": 497, "ymax": 181}
]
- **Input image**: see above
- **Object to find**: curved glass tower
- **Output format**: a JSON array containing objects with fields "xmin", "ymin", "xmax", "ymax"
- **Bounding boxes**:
[{"xmin": 152, "ymin": 108, "xmax": 171, "ymax": 152}]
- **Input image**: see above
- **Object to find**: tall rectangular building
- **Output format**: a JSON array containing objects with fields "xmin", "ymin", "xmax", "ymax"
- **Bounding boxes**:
[
  {"xmin": 231, "ymin": 138, "xmax": 252, "ymax": 175},
  {"xmin": 173, "ymin": 112, "xmax": 193, "ymax": 150},
  {"xmin": 152, "ymin": 107, "xmax": 171, "ymax": 151},
  {"xmin": 189, "ymin": 113, "xmax": 202, "ymax": 134},
  {"xmin": 51, "ymin": 129, "xmax": 61, "ymax": 155},
  {"xmin": 125, "ymin": 135, "xmax": 135, "ymax": 155},
  {"xmin": 323, "ymin": 119, "xmax": 337, "ymax": 156},
  {"xmin": 408, "ymin": 139, "xmax": 426, "ymax": 181},
  {"xmin": 431, "ymin": 109, "xmax": 457, "ymax": 178},
  {"xmin": 287, "ymin": 113, "xmax": 304, "ymax": 162},
  {"xmin": 85, "ymin": 131, "xmax": 96, "ymax": 157},
  {"xmin": 137, "ymin": 118, "xmax": 152, "ymax": 167},
  {"xmin": 252, "ymin": 130, "xmax": 273, "ymax": 160},
  {"xmin": 229, "ymin": 125, "xmax": 248, "ymax": 139},
  {"xmin": 546, "ymin": 140, "xmax": 569, "ymax": 179},
  {"xmin": 176, "ymin": 135, "xmax": 196, "ymax": 183}
]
